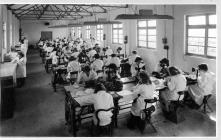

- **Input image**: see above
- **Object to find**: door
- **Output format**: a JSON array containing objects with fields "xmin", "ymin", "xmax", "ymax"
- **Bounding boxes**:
[{"xmin": 41, "ymin": 31, "xmax": 52, "ymax": 41}]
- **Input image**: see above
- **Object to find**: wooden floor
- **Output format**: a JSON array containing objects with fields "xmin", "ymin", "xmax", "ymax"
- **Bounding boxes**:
[{"xmin": 0, "ymin": 48, "xmax": 216, "ymax": 137}]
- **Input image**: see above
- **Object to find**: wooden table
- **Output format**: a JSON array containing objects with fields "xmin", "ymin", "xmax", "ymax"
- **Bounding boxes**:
[
  {"xmin": 63, "ymin": 77, "xmax": 166, "ymax": 136},
  {"xmin": 64, "ymin": 85, "xmax": 122, "ymax": 136},
  {"xmin": 0, "ymin": 62, "xmax": 17, "ymax": 85}
]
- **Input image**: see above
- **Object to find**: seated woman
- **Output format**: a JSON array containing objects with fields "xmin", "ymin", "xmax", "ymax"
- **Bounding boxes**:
[
  {"xmin": 91, "ymin": 54, "xmax": 104, "ymax": 72},
  {"xmin": 127, "ymin": 71, "xmax": 155, "ymax": 131},
  {"xmin": 152, "ymin": 58, "xmax": 170, "ymax": 79},
  {"xmin": 128, "ymin": 50, "xmax": 140, "ymax": 65},
  {"xmin": 131, "ymin": 57, "xmax": 146, "ymax": 77},
  {"xmin": 77, "ymin": 65, "xmax": 97, "ymax": 85},
  {"xmin": 105, "ymin": 54, "xmax": 121, "ymax": 68},
  {"xmin": 101, "ymin": 63, "xmax": 123, "ymax": 92},
  {"xmin": 66, "ymin": 56, "xmax": 81, "ymax": 81},
  {"xmin": 79, "ymin": 83, "xmax": 114, "ymax": 127},
  {"xmin": 11, "ymin": 51, "xmax": 27, "ymax": 87},
  {"xmin": 188, "ymin": 64, "xmax": 216, "ymax": 106},
  {"xmin": 159, "ymin": 66, "xmax": 187, "ymax": 113},
  {"xmin": 78, "ymin": 49, "xmax": 90, "ymax": 64}
]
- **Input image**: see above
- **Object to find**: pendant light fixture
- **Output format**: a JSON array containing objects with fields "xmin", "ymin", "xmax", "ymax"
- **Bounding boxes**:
[{"xmin": 115, "ymin": 5, "xmax": 174, "ymax": 20}]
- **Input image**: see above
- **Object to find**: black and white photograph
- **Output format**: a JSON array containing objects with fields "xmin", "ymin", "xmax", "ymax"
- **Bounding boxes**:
[{"xmin": 0, "ymin": 0, "xmax": 220, "ymax": 138}]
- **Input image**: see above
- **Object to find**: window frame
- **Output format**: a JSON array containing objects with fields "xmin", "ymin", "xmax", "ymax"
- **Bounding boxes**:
[
  {"xmin": 185, "ymin": 13, "xmax": 216, "ymax": 59},
  {"xmin": 77, "ymin": 27, "xmax": 82, "ymax": 38},
  {"xmin": 137, "ymin": 19, "xmax": 157, "ymax": 49},
  {"xmin": 112, "ymin": 23, "xmax": 123, "ymax": 44},
  {"xmin": 86, "ymin": 25, "xmax": 91, "ymax": 39},
  {"xmin": 96, "ymin": 24, "xmax": 103, "ymax": 42}
]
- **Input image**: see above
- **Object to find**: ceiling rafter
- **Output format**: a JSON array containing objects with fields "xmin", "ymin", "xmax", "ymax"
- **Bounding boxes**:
[
  {"xmin": 77, "ymin": 6, "xmax": 93, "ymax": 16},
  {"xmin": 8, "ymin": 4, "xmax": 128, "ymax": 20},
  {"xmin": 16, "ymin": 5, "xmax": 36, "ymax": 16},
  {"xmin": 38, "ymin": 5, "xmax": 49, "ymax": 19},
  {"xmin": 63, "ymin": 5, "xmax": 78, "ymax": 19},
  {"xmin": 49, "ymin": 5, "xmax": 59, "ymax": 20}
]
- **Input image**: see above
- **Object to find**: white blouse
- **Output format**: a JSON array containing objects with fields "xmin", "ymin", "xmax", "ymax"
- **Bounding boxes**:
[
  {"xmin": 78, "ymin": 90, "xmax": 114, "ymax": 126},
  {"xmin": 131, "ymin": 84, "xmax": 155, "ymax": 116},
  {"xmin": 91, "ymin": 59, "xmax": 104, "ymax": 71}
]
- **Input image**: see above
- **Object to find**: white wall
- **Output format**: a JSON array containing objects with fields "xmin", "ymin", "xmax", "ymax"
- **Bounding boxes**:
[
  {"xmin": 21, "ymin": 20, "xmax": 72, "ymax": 45},
  {"xmin": 173, "ymin": 5, "xmax": 216, "ymax": 73},
  {"xmin": 0, "ymin": 4, "xmax": 20, "ymax": 62}
]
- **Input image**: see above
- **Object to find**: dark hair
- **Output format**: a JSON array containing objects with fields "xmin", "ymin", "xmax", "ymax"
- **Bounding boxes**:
[
  {"xmin": 198, "ymin": 63, "xmax": 208, "ymax": 71},
  {"xmin": 69, "ymin": 56, "xmax": 76, "ymax": 61},
  {"xmin": 139, "ymin": 71, "xmax": 152, "ymax": 85},
  {"xmin": 160, "ymin": 58, "xmax": 169, "ymax": 67},
  {"xmin": 117, "ymin": 47, "xmax": 122, "ymax": 51},
  {"xmin": 94, "ymin": 83, "xmax": 106, "ymax": 93},
  {"xmin": 83, "ymin": 65, "xmax": 91, "ymax": 72},
  {"xmin": 94, "ymin": 54, "xmax": 100, "ymax": 59},
  {"xmin": 135, "ymin": 57, "xmax": 142, "ymax": 62},
  {"xmin": 132, "ymin": 50, "xmax": 137, "ymax": 54},
  {"xmin": 102, "ymin": 48, "xmax": 107, "ymax": 52},
  {"xmin": 17, "ymin": 51, "xmax": 24, "ymax": 58},
  {"xmin": 168, "ymin": 66, "xmax": 181, "ymax": 76},
  {"xmin": 111, "ymin": 54, "xmax": 116, "ymax": 57},
  {"xmin": 108, "ymin": 63, "xmax": 118, "ymax": 71}
]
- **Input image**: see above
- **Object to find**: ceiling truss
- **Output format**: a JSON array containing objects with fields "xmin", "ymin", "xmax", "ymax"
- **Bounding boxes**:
[{"xmin": 6, "ymin": 4, "xmax": 128, "ymax": 20}]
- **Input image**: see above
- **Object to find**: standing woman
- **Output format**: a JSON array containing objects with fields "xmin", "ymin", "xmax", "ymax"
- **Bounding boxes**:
[
  {"xmin": 127, "ymin": 71, "xmax": 155, "ymax": 132},
  {"xmin": 11, "ymin": 51, "xmax": 27, "ymax": 87}
]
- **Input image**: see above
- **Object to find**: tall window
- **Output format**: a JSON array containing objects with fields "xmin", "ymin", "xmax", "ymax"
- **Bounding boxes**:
[
  {"xmin": 112, "ymin": 23, "xmax": 123, "ymax": 44},
  {"xmin": 186, "ymin": 14, "xmax": 216, "ymax": 57},
  {"xmin": 86, "ymin": 26, "xmax": 91, "ymax": 39},
  {"xmin": 137, "ymin": 20, "xmax": 157, "ymax": 48},
  {"xmin": 96, "ymin": 24, "xmax": 103, "ymax": 42},
  {"xmin": 77, "ymin": 27, "xmax": 82, "ymax": 38},
  {"xmin": 3, "ymin": 22, "xmax": 7, "ymax": 49}
]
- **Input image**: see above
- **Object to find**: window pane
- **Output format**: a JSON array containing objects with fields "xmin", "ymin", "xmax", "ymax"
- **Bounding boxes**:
[
  {"xmin": 119, "ymin": 30, "xmax": 123, "ymax": 35},
  {"xmin": 148, "ymin": 36, "xmax": 156, "ymax": 42},
  {"xmin": 119, "ymin": 24, "xmax": 123, "ymax": 28},
  {"xmin": 208, "ymin": 29, "xmax": 216, "ymax": 37},
  {"xmin": 113, "ymin": 24, "xmax": 118, "ymax": 28},
  {"xmin": 139, "ymin": 35, "xmax": 146, "ymax": 41},
  {"xmin": 148, "ymin": 42, "xmax": 156, "ymax": 48},
  {"xmin": 148, "ymin": 29, "xmax": 156, "ymax": 35},
  {"xmin": 188, "ymin": 16, "xmax": 206, "ymax": 25},
  {"xmin": 119, "ymin": 39, "xmax": 123, "ymax": 44},
  {"xmin": 139, "ymin": 41, "xmax": 147, "ymax": 47},
  {"xmin": 113, "ymin": 35, "xmax": 118, "ymax": 38},
  {"xmin": 188, "ymin": 46, "xmax": 204, "ymax": 55},
  {"xmin": 209, "ymin": 15, "xmax": 216, "ymax": 25},
  {"xmin": 188, "ymin": 29, "xmax": 205, "ymax": 37},
  {"xmin": 207, "ymin": 47, "xmax": 216, "ymax": 56},
  {"xmin": 113, "ymin": 39, "xmax": 118, "ymax": 43},
  {"xmin": 139, "ymin": 29, "xmax": 146, "ymax": 35},
  {"xmin": 188, "ymin": 37, "xmax": 205, "ymax": 46},
  {"xmin": 113, "ymin": 30, "xmax": 118, "ymax": 35},
  {"xmin": 208, "ymin": 38, "xmax": 216, "ymax": 47},
  {"xmin": 138, "ymin": 20, "xmax": 146, "ymax": 27},
  {"xmin": 148, "ymin": 20, "xmax": 156, "ymax": 27}
]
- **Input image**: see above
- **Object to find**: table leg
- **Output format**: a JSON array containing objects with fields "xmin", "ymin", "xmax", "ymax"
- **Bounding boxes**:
[
  {"xmin": 113, "ymin": 99, "xmax": 120, "ymax": 128},
  {"xmin": 71, "ymin": 104, "xmax": 77, "ymax": 136}
]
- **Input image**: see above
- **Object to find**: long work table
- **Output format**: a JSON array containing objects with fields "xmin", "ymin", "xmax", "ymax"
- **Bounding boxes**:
[{"xmin": 63, "ymin": 76, "xmax": 167, "ymax": 136}]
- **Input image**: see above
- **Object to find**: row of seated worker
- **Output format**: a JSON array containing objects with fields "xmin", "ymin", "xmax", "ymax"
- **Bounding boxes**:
[
  {"xmin": 4, "ymin": 38, "xmax": 29, "ymax": 88},
  {"xmin": 69, "ymin": 62, "xmax": 215, "ymax": 133},
  {"xmin": 37, "ymin": 37, "xmax": 141, "ymax": 74}
]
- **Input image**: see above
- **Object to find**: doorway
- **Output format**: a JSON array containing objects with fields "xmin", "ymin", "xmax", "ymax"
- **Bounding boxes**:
[{"xmin": 41, "ymin": 31, "xmax": 52, "ymax": 41}]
